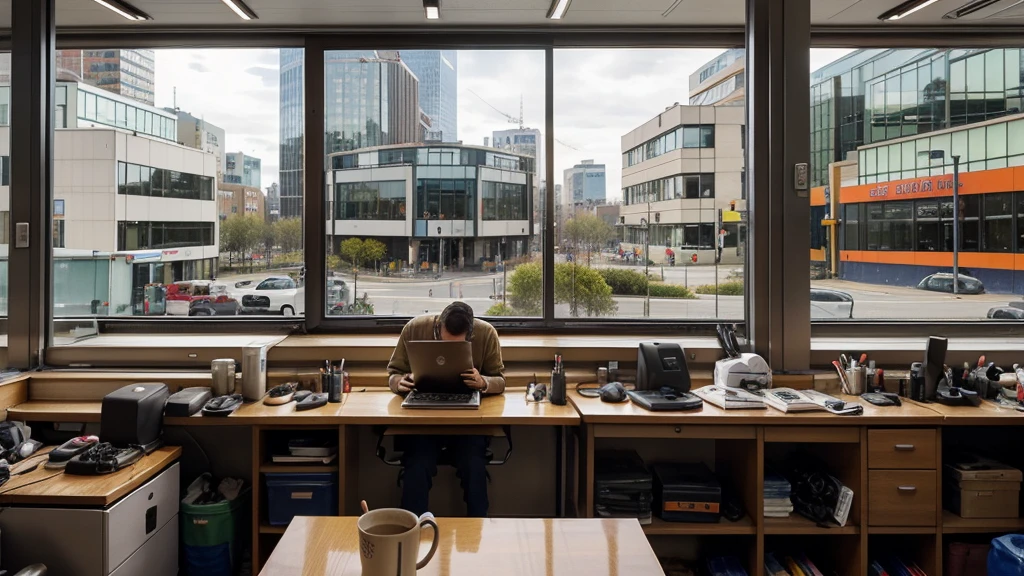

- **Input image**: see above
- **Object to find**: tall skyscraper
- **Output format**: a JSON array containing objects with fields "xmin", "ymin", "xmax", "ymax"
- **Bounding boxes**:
[
  {"xmin": 563, "ymin": 160, "xmax": 607, "ymax": 209},
  {"xmin": 278, "ymin": 49, "xmax": 422, "ymax": 220},
  {"xmin": 225, "ymin": 152, "xmax": 262, "ymax": 187},
  {"xmin": 400, "ymin": 50, "xmax": 458, "ymax": 142},
  {"xmin": 57, "ymin": 49, "xmax": 156, "ymax": 106}
]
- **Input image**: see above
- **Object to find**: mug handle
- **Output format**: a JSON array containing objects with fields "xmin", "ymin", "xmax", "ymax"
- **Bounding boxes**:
[{"xmin": 416, "ymin": 512, "xmax": 439, "ymax": 570}]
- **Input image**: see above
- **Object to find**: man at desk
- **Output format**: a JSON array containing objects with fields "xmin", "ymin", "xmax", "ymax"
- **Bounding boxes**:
[{"xmin": 387, "ymin": 302, "xmax": 505, "ymax": 517}]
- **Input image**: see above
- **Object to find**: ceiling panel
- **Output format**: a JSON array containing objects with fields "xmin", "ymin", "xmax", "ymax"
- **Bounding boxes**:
[{"xmin": 0, "ymin": 0, "xmax": 1018, "ymax": 32}]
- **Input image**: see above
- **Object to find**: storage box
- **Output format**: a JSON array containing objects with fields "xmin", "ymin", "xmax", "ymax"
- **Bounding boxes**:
[
  {"xmin": 946, "ymin": 482, "xmax": 1020, "ymax": 519},
  {"xmin": 652, "ymin": 463, "xmax": 721, "ymax": 523},
  {"xmin": 265, "ymin": 472, "xmax": 337, "ymax": 526}
]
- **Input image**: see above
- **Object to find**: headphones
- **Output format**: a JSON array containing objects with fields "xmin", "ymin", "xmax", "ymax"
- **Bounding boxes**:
[{"xmin": 434, "ymin": 303, "xmax": 475, "ymax": 341}]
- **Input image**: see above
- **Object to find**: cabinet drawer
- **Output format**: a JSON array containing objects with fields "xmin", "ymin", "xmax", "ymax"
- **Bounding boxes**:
[
  {"xmin": 868, "ymin": 429, "xmax": 937, "ymax": 469},
  {"xmin": 106, "ymin": 463, "xmax": 180, "ymax": 573},
  {"xmin": 869, "ymin": 470, "xmax": 937, "ymax": 526}
]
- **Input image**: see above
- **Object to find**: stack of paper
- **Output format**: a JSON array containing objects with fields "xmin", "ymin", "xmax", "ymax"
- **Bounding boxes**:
[
  {"xmin": 763, "ymin": 472, "xmax": 793, "ymax": 518},
  {"xmin": 693, "ymin": 385, "xmax": 766, "ymax": 410}
]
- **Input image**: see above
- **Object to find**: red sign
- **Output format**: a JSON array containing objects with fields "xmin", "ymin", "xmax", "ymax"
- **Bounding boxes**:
[{"xmin": 691, "ymin": 253, "xmax": 698, "ymax": 264}]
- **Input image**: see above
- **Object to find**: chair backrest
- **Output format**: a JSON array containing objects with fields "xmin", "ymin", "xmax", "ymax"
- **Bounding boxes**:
[{"xmin": 14, "ymin": 564, "xmax": 47, "ymax": 576}]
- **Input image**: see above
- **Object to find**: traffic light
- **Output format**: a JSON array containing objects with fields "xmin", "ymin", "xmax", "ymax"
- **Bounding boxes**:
[{"xmin": 730, "ymin": 200, "xmax": 736, "ymax": 211}]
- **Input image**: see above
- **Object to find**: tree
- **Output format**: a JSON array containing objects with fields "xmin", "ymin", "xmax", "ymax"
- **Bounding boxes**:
[
  {"xmin": 564, "ymin": 213, "xmax": 616, "ymax": 266},
  {"xmin": 219, "ymin": 214, "xmax": 262, "ymax": 270},
  {"xmin": 274, "ymin": 218, "xmax": 303, "ymax": 253},
  {"xmin": 338, "ymin": 237, "xmax": 389, "ymax": 298},
  {"xmin": 507, "ymin": 262, "xmax": 543, "ymax": 315},
  {"xmin": 258, "ymin": 218, "xmax": 276, "ymax": 268},
  {"xmin": 556, "ymin": 262, "xmax": 617, "ymax": 317}
]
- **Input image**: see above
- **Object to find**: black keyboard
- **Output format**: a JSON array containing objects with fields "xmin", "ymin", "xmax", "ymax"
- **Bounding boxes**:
[{"xmin": 411, "ymin": 392, "xmax": 473, "ymax": 403}]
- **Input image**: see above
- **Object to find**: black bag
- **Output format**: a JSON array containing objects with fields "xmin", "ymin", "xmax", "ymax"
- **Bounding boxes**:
[{"xmin": 784, "ymin": 454, "xmax": 845, "ymax": 526}]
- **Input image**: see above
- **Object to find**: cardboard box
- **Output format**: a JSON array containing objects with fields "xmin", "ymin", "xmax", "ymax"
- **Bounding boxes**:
[{"xmin": 948, "ymin": 484, "xmax": 1020, "ymax": 519}]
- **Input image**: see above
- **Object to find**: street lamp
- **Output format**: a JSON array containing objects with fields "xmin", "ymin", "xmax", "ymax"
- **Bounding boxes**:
[
  {"xmin": 920, "ymin": 150, "xmax": 961, "ymax": 295},
  {"xmin": 501, "ymin": 237, "xmax": 507, "ymax": 303}
]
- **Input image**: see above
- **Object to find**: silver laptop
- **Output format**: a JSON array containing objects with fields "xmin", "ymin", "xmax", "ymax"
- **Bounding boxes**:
[{"xmin": 401, "ymin": 340, "xmax": 480, "ymax": 409}]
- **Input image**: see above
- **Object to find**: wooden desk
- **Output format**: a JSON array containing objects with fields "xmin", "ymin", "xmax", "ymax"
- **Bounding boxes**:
[
  {"xmin": 5, "ymin": 400, "xmax": 103, "ymax": 422},
  {"xmin": 0, "ymin": 446, "xmax": 181, "ymax": 506},
  {"xmin": 260, "ymin": 516, "xmax": 664, "ymax": 576},
  {"xmin": 910, "ymin": 398, "xmax": 1024, "ymax": 426}
]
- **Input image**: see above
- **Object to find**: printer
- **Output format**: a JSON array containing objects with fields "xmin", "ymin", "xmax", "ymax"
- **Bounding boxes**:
[{"xmin": 713, "ymin": 323, "xmax": 772, "ymax": 391}]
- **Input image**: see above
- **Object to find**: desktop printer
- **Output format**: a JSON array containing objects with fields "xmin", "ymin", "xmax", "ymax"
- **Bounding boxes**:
[
  {"xmin": 714, "ymin": 354, "xmax": 772, "ymax": 390},
  {"xmin": 628, "ymin": 343, "xmax": 702, "ymax": 411}
]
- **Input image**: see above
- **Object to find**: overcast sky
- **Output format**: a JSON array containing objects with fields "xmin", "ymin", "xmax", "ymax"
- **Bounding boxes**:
[{"xmin": 154, "ymin": 48, "xmax": 852, "ymax": 198}]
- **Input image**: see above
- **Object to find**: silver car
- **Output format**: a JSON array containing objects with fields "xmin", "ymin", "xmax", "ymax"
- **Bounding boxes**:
[{"xmin": 810, "ymin": 288, "xmax": 854, "ymax": 319}]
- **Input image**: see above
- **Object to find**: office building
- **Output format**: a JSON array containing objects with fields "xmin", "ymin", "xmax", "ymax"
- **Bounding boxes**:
[
  {"xmin": 327, "ymin": 144, "xmax": 533, "ymax": 269},
  {"xmin": 218, "ymin": 183, "xmax": 266, "ymax": 221},
  {"xmin": 401, "ymin": 50, "xmax": 458, "ymax": 142},
  {"xmin": 278, "ymin": 49, "xmax": 422, "ymax": 220},
  {"xmin": 689, "ymin": 48, "xmax": 745, "ymax": 107},
  {"xmin": 562, "ymin": 160, "xmax": 607, "ymax": 209},
  {"xmin": 171, "ymin": 109, "xmax": 227, "ymax": 183},
  {"xmin": 56, "ymin": 49, "xmax": 156, "ymax": 106},
  {"xmin": 492, "ymin": 127, "xmax": 542, "ymax": 185},
  {"xmin": 225, "ymin": 152, "xmax": 262, "ymax": 187},
  {"xmin": 265, "ymin": 183, "xmax": 281, "ymax": 222},
  {"xmin": 619, "ymin": 104, "xmax": 745, "ymax": 264}
]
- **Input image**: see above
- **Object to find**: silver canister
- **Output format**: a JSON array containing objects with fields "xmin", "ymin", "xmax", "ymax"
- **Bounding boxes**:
[
  {"xmin": 846, "ymin": 366, "xmax": 866, "ymax": 395},
  {"xmin": 211, "ymin": 358, "xmax": 236, "ymax": 396},
  {"xmin": 241, "ymin": 345, "xmax": 269, "ymax": 400},
  {"xmin": 597, "ymin": 367, "xmax": 608, "ymax": 385}
]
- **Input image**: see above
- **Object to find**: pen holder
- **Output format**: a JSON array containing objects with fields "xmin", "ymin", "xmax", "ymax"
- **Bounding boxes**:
[
  {"xmin": 328, "ymin": 373, "xmax": 342, "ymax": 403},
  {"xmin": 550, "ymin": 371, "xmax": 566, "ymax": 406},
  {"xmin": 846, "ymin": 367, "xmax": 866, "ymax": 395}
]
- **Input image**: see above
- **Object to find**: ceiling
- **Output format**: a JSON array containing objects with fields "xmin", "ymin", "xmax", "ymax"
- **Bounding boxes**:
[{"xmin": 0, "ymin": 0, "xmax": 1023, "ymax": 30}]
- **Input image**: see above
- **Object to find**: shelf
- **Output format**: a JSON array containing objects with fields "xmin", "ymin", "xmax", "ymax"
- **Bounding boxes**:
[
  {"xmin": 868, "ymin": 526, "xmax": 937, "ymax": 535},
  {"xmin": 259, "ymin": 464, "xmax": 339, "ymax": 473},
  {"xmin": 259, "ymin": 523, "xmax": 287, "ymax": 535},
  {"xmin": 942, "ymin": 511, "xmax": 1024, "ymax": 534},
  {"xmin": 642, "ymin": 515, "xmax": 756, "ymax": 536},
  {"xmin": 763, "ymin": 515, "xmax": 859, "ymax": 535}
]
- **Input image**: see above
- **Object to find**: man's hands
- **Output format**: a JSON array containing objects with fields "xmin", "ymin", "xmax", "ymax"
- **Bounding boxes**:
[
  {"xmin": 462, "ymin": 368, "xmax": 487, "ymax": 391},
  {"xmin": 393, "ymin": 373, "xmax": 415, "ymax": 394}
]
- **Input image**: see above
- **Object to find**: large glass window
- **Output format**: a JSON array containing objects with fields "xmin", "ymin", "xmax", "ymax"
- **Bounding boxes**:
[
  {"xmin": 51, "ymin": 48, "xmax": 300, "ymax": 320},
  {"xmin": 324, "ymin": 49, "xmax": 543, "ymax": 318}
]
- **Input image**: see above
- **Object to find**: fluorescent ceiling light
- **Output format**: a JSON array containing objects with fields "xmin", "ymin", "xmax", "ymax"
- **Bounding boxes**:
[
  {"xmin": 424, "ymin": 0, "xmax": 440, "ymax": 19},
  {"xmin": 547, "ymin": 0, "xmax": 572, "ymax": 19},
  {"xmin": 944, "ymin": 0, "xmax": 1023, "ymax": 19},
  {"xmin": 220, "ymin": 0, "xmax": 259, "ymax": 20},
  {"xmin": 878, "ymin": 0, "xmax": 940, "ymax": 20},
  {"xmin": 92, "ymin": 0, "xmax": 151, "ymax": 21}
]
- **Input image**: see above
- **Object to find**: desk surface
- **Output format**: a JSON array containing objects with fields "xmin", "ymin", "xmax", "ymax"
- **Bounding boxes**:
[
  {"xmin": 569, "ymin": 390, "xmax": 945, "ymax": 426},
  {"xmin": 0, "ymin": 446, "xmax": 181, "ymax": 506},
  {"xmin": 910, "ymin": 398, "xmax": 1024, "ymax": 425},
  {"xmin": 163, "ymin": 390, "xmax": 580, "ymax": 426},
  {"xmin": 260, "ymin": 516, "xmax": 664, "ymax": 576}
]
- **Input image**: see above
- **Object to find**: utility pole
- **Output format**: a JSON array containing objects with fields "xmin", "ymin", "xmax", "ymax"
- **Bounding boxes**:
[{"xmin": 952, "ymin": 154, "xmax": 961, "ymax": 296}]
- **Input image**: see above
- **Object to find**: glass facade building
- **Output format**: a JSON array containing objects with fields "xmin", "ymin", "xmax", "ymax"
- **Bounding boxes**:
[
  {"xmin": 809, "ymin": 48, "xmax": 1024, "ymax": 187},
  {"xmin": 225, "ymin": 152, "xmax": 262, "ymax": 187},
  {"xmin": 56, "ymin": 49, "xmax": 156, "ymax": 106},
  {"xmin": 400, "ymin": 50, "xmax": 458, "ymax": 142},
  {"xmin": 278, "ymin": 49, "xmax": 420, "ymax": 220},
  {"xmin": 563, "ymin": 161, "xmax": 607, "ymax": 207}
]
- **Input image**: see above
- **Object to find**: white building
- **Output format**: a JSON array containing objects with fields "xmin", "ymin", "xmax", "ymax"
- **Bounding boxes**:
[{"xmin": 620, "ymin": 104, "xmax": 745, "ymax": 265}]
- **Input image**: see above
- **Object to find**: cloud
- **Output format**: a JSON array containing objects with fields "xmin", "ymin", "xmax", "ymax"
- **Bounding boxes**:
[
  {"xmin": 245, "ymin": 66, "xmax": 279, "ymax": 88},
  {"xmin": 188, "ymin": 62, "xmax": 210, "ymax": 73}
]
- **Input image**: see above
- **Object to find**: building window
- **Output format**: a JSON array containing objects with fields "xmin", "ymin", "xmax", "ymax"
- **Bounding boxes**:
[
  {"xmin": 334, "ymin": 180, "xmax": 406, "ymax": 220},
  {"xmin": 481, "ymin": 181, "xmax": 527, "ymax": 221},
  {"xmin": 844, "ymin": 203, "xmax": 861, "ymax": 251},
  {"xmin": 623, "ymin": 125, "xmax": 717, "ymax": 167},
  {"xmin": 624, "ymin": 173, "xmax": 715, "ymax": 205},
  {"xmin": 0, "ymin": 156, "xmax": 8, "ymax": 186},
  {"xmin": 117, "ymin": 221, "xmax": 215, "ymax": 251},
  {"xmin": 416, "ymin": 178, "xmax": 475, "ymax": 220},
  {"xmin": 983, "ymin": 193, "xmax": 1013, "ymax": 253},
  {"xmin": 52, "ymin": 220, "xmax": 65, "ymax": 248},
  {"xmin": 116, "ymin": 161, "xmax": 213, "ymax": 201}
]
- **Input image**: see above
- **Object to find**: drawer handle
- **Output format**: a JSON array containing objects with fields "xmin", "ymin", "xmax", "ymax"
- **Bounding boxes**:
[
  {"xmin": 897, "ymin": 485, "xmax": 917, "ymax": 492},
  {"xmin": 894, "ymin": 444, "xmax": 916, "ymax": 451},
  {"xmin": 291, "ymin": 492, "xmax": 314, "ymax": 500}
]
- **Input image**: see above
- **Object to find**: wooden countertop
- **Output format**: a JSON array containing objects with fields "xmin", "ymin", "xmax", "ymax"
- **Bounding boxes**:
[
  {"xmin": 0, "ymin": 446, "xmax": 181, "ymax": 506},
  {"xmin": 6, "ymin": 400, "xmax": 102, "ymax": 422},
  {"xmin": 260, "ymin": 516, "xmax": 664, "ymax": 576},
  {"xmin": 569, "ymin": 390, "xmax": 946, "ymax": 426},
  {"xmin": 909, "ymin": 398, "xmax": 1024, "ymax": 425},
  {"xmin": 164, "ymin": 389, "xmax": 580, "ymax": 426}
]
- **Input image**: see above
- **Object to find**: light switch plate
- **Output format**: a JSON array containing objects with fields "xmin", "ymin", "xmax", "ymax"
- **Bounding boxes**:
[
  {"xmin": 794, "ymin": 163, "xmax": 809, "ymax": 196},
  {"xmin": 15, "ymin": 222, "xmax": 29, "ymax": 248}
]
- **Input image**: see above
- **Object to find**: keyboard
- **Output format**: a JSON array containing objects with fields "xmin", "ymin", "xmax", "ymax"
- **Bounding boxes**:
[{"xmin": 401, "ymin": 390, "xmax": 481, "ymax": 409}]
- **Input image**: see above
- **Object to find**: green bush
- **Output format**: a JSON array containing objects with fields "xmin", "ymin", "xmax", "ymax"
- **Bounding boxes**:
[
  {"xmin": 485, "ymin": 302, "xmax": 516, "ymax": 316},
  {"xmin": 555, "ymin": 263, "xmax": 617, "ymax": 317},
  {"xmin": 648, "ymin": 282, "xmax": 697, "ymax": 299},
  {"xmin": 598, "ymin": 268, "xmax": 648, "ymax": 296},
  {"xmin": 507, "ymin": 262, "xmax": 543, "ymax": 316},
  {"xmin": 695, "ymin": 281, "xmax": 745, "ymax": 296}
]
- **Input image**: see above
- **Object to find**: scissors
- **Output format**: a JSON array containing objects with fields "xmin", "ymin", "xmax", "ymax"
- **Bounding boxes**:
[{"xmin": 839, "ymin": 354, "xmax": 850, "ymax": 371}]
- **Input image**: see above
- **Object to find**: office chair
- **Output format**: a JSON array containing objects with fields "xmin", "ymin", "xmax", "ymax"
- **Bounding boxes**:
[
  {"xmin": 13, "ymin": 565, "xmax": 47, "ymax": 576},
  {"xmin": 374, "ymin": 425, "xmax": 513, "ymax": 487}
]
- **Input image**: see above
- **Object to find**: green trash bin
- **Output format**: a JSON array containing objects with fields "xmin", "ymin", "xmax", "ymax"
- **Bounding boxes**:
[{"xmin": 181, "ymin": 490, "xmax": 250, "ymax": 576}]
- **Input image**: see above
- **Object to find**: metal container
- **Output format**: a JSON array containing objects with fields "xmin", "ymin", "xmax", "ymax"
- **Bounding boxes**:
[
  {"xmin": 241, "ymin": 345, "xmax": 269, "ymax": 400},
  {"xmin": 211, "ymin": 358, "xmax": 236, "ymax": 396},
  {"xmin": 597, "ymin": 367, "xmax": 608, "ymax": 385},
  {"xmin": 846, "ymin": 366, "xmax": 866, "ymax": 396}
]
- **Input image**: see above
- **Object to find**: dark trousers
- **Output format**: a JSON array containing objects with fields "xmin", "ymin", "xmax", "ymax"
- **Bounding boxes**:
[{"xmin": 400, "ymin": 434, "xmax": 489, "ymax": 517}]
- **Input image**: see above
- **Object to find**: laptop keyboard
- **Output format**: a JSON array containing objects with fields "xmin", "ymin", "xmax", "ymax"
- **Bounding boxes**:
[{"xmin": 411, "ymin": 392, "xmax": 474, "ymax": 403}]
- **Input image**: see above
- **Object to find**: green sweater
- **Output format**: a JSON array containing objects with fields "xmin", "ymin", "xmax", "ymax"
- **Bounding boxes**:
[{"xmin": 386, "ymin": 314, "xmax": 506, "ymax": 394}]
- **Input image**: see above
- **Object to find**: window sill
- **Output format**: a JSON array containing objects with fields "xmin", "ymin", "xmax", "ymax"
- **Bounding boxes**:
[{"xmin": 811, "ymin": 336, "xmax": 1024, "ymax": 368}]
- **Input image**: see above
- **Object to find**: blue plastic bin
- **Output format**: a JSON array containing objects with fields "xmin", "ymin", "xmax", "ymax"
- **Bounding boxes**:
[
  {"xmin": 989, "ymin": 534, "xmax": 1024, "ymax": 575},
  {"xmin": 265, "ymin": 472, "xmax": 338, "ymax": 526}
]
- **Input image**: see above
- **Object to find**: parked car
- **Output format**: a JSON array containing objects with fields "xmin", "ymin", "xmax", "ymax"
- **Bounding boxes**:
[
  {"xmin": 188, "ymin": 288, "xmax": 241, "ymax": 316},
  {"xmin": 917, "ymin": 273, "xmax": 985, "ymax": 295},
  {"xmin": 168, "ymin": 281, "xmax": 240, "ymax": 316},
  {"xmin": 810, "ymin": 288, "xmax": 854, "ymax": 319},
  {"xmin": 988, "ymin": 303, "xmax": 1024, "ymax": 319},
  {"xmin": 231, "ymin": 276, "xmax": 304, "ymax": 316}
]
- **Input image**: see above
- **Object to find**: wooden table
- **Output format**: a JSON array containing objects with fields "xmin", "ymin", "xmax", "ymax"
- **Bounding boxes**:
[
  {"xmin": 260, "ymin": 516, "xmax": 665, "ymax": 576},
  {"xmin": 0, "ymin": 446, "xmax": 181, "ymax": 506},
  {"xmin": 909, "ymin": 398, "xmax": 1024, "ymax": 426}
]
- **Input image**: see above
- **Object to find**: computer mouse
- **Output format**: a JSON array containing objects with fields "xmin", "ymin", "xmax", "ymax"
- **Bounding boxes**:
[
  {"xmin": 296, "ymin": 392, "xmax": 328, "ymax": 411},
  {"xmin": 599, "ymin": 382, "xmax": 627, "ymax": 403},
  {"xmin": 202, "ymin": 394, "xmax": 243, "ymax": 417},
  {"xmin": 293, "ymin": 390, "xmax": 312, "ymax": 402},
  {"xmin": 264, "ymin": 382, "xmax": 297, "ymax": 405}
]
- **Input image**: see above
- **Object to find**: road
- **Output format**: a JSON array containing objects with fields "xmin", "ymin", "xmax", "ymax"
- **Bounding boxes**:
[{"xmin": 218, "ymin": 265, "xmax": 1018, "ymax": 321}]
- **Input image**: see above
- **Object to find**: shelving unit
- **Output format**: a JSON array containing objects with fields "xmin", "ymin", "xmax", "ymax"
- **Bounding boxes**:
[
  {"xmin": 941, "ymin": 511, "xmax": 1024, "ymax": 534},
  {"xmin": 643, "ymin": 515, "xmax": 756, "ymax": 536},
  {"xmin": 763, "ymin": 515, "xmax": 859, "ymax": 535}
]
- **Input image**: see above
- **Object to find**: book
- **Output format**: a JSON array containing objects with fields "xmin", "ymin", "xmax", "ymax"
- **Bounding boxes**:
[
  {"xmin": 693, "ymin": 385, "xmax": 766, "ymax": 410},
  {"xmin": 271, "ymin": 454, "xmax": 338, "ymax": 464},
  {"xmin": 764, "ymin": 388, "xmax": 821, "ymax": 413}
]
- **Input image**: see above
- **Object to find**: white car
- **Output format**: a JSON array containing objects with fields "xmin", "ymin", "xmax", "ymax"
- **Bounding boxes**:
[
  {"xmin": 231, "ymin": 276, "xmax": 305, "ymax": 316},
  {"xmin": 810, "ymin": 288, "xmax": 854, "ymax": 320}
]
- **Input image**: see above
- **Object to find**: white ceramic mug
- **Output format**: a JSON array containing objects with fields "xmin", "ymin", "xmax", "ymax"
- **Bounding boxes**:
[{"xmin": 357, "ymin": 508, "xmax": 438, "ymax": 576}]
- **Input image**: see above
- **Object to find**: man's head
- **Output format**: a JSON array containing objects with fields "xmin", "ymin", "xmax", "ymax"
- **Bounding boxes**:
[{"xmin": 436, "ymin": 302, "xmax": 475, "ymax": 341}]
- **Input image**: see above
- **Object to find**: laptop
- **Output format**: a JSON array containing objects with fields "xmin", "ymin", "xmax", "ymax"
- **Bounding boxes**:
[{"xmin": 401, "ymin": 340, "xmax": 480, "ymax": 409}]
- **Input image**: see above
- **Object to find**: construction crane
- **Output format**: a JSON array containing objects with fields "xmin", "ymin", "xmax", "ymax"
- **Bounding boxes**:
[{"xmin": 467, "ymin": 88, "xmax": 582, "ymax": 151}]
